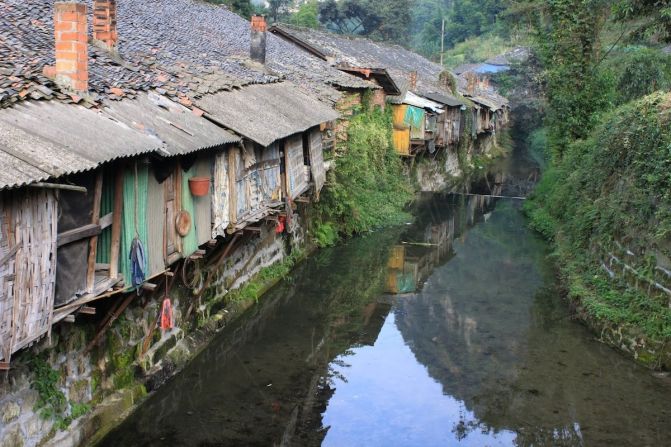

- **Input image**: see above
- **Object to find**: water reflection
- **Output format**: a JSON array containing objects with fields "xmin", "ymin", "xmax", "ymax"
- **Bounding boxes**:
[{"xmin": 99, "ymin": 194, "xmax": 671, "ymax": 447}]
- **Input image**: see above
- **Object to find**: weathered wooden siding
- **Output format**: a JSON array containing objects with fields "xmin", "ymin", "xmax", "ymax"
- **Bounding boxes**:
[
  {"xmin": 392, "ymin": 104, "xmax": 408, "ymax": 129},
  {"xmin": 193, "ymin": 156, "xmax": 212, "ymax": 246},
  {"xmin": 146, "ymin": 167, "xmax": 166, "ymax": 278},
  {"xmin": 308, "ymin": 129, "xmax": 326, "ymax": 195},
  {"xmin": 393, "ymin": 128, "xmax": 411, "ymax": 156},
  {"xmin": 258, "ymin": 142, "xmax": 282, "ymax": 206},
  {"xmin": 285, "ymin": 134, "xmax": 309, "ymax": 199},
  {"xmin": 0, "ymin": 189, "xmax": 57, "ymax": 362},
  {"xmin": 164, "ymin": 170, "xmax": 180, "ymax": 266},
  {"xmin": 242, "ymin": 142, "xmax": 262, "ymax": 215},
  {"xmin": 212, "ymin": 151, "xmax": 230, "ymax": 238},
  {"xmin": 438, "ymin": 108, "xmax": 462, "ymax": 147},
  {"xmin": 181, "ymin": 168, "xmax": 200, "ymax": 258},
  {"xmin": 120, "ymin": 163, "xmax": 150, "ymax": 288},
  {"xmin": 232, "ymin": 147, "xmax": 249, "ymax": 220}
]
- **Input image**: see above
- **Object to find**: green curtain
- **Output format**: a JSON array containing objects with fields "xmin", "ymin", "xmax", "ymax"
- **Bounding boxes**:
[
  {"xmin": 96, "ymin": 167, "xmax": 115, "ymax": 264},
  {"xmin": 120, "ymin": 162, "xmax": 149, "ymax": 287},
  {"xmin": 404, "ymin": 106, "xmax": 426, "ymax": 140},
  {"xmin": 404, "ymin": 106, "xmax": 425, "ymax": 129},
  {"xmin": 180, "ymin": 167, "xmax": 199, "ymax": 258}
]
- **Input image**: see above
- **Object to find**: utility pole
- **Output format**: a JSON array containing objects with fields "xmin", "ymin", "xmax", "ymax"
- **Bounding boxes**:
[{"xmin": 440, "ymin": 18, "xmax": 445, "ymax": 66}]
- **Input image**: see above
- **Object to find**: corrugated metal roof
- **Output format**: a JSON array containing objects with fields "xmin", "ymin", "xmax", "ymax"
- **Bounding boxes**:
[
  {"xmin": 197, "ymin": 83, "xmax": 340, "ymax": 147},
  {"xmin": 402, "ymin": 92, "xmax": 444, "ymax": 113},
  {"xmin": 421, "ymin": 92, "xmax": 465, "ymax": 108},
  {"xmin": 468, "ymin": 94, "xmax": 507, "ymax": 112},
  {"xmin": 104, "ymin": 92, "xmax": 240, "ymax": 156},
  {"xmin": 0, "ymin": 101, "xmax": 162, "ymax": 189}
]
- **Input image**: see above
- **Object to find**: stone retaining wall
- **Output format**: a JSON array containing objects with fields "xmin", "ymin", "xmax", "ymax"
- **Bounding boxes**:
[{"xmin": 0, "ymin": 211, "xmax": 309, "ymax": 447}]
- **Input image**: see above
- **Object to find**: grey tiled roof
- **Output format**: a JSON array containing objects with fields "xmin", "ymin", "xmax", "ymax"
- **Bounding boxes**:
[
  {"xmin": 271, "ymin": 24, "xmax": 454, "ymax": 99},
  {"xmin": 271, "ymin": 24, "xmax": 510, "ymax": 111},
  {"xmin": 0, "ymin": 0, "xmax": 370, "ymax": 109}
]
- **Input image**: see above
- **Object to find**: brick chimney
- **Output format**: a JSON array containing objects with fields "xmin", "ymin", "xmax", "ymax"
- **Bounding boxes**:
[
  {"xmin": 250, "ymin": 15, "xmax": 267, "ymax": 64},
  {"xmin": 93, "ymin": 0, "xmax": 118, "ymax": 51},
  {"xmin": 52, "ymin": 2, "xmax": 88, "ymax": 92},
  {"xmin": 409, "ymin": 71, "xmax": 418, "ymax": 91}
]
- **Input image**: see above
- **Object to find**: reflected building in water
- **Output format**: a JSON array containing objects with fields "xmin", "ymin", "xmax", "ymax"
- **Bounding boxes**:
[{"xmin": 99, "ymin": 192, "xmax": 671, "ymax": 447}]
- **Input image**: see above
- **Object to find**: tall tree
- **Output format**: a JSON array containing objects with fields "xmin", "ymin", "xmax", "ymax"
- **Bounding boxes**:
[
  {"xmin": 289, "ymin": 0, "xmax": 320, "ymax": 29},
  {"xmin": 614, "ymin": 0, "xmax": 671, "ymax": 42},
  {"xmin": 318, "ymin": 0, "xmax": 382, "ymax": 35},
  {"xmin": 373, "ymin": 0, "xmax": 414, "ymax": 42},
  {"xmin": 268, "ymin": 0, "xmax": 291, "ymax": 22},
  {"xmin": 522, "ymin": 0, "xmax": 611, "ymax": 157},
  {"xmin": 204, "ymin": 0, "xmax": 255, "ymax": 18},
  {"xmin": 317, "ymin": 0, "xmax": 413, "ymax": 43}
]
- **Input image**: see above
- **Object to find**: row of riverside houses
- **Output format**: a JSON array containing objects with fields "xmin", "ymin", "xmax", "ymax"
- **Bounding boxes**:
[
  {"xmin": 269, "ymin": 24, "xmax": 510, "ymax": 156},
  {"xmin": 0, "ymin": 0, "xmax": 508, "ymax": 372},
  {"xmin": 0, "ymin": 0, "xmax": 379, "ymax": 369}
]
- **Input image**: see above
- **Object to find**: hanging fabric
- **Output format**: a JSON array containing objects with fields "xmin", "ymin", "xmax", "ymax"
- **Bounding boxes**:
[
  {"xmin": 129, "ymin": 237, "xmax": 146, "ymax": 288},
  {"xmin": 129, "ymin": 161, "xmax": 146, "ymax": 289},
  {"xmin": 160, "ymin": 298, "xmax": 174, "ymax": 330},
  {"xmin": 275, "ymin": 216, "xmax": 286, "ymax": 234}
]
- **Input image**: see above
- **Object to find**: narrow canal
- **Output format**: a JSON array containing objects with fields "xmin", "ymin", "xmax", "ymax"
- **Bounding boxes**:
[{"xmin": 99, "ymin": 155, "xmax": 671, "ymax": 447}]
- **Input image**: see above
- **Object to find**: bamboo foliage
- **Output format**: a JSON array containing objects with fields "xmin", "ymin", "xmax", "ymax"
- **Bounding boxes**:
[{"xmin": 0, "ymin": 189, "xmax": 57, "ymax": 362}]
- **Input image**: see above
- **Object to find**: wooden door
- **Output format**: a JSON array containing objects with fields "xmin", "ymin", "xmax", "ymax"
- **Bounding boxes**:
[{"xmin": 164, "ymin": 172, "xmax": 180, "ymax": 265}]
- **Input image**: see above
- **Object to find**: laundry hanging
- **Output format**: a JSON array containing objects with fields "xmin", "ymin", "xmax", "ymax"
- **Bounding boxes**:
[
  {"xmin": 124, "ymin": 161, "xmax": 148, "ymax": 289},
  {"xmin": 160, "ymin": 298, "xmax": 174, "ymax": 330},
  {"xmin": 129, "ymin": 236, "xmax": 146, "ymax": 288}
]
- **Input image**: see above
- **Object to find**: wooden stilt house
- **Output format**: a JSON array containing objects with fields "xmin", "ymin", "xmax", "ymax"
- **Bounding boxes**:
[{"xmin": 197, "ymin": 83, "xmax": 338, "ymax": 234}]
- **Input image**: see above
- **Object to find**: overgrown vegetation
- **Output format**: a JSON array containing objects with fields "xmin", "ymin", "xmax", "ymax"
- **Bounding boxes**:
[
  {"xmin": 227, "ymin": 248, "xmax": 304, "ymax": 303},
  {"xmin": 315, "ymin": 105, "xmax": 412, "ymax": 238},
  {"xmin": 511, "ymin": 0, "xmax": 671, "ymax": 364},
  {"xmin": 442, "ymin": 34, "xmax": 518, "ymax": 67},
  {"xmin": 29, "ymin": 356, "xmax": 90, "ymax": 430}
]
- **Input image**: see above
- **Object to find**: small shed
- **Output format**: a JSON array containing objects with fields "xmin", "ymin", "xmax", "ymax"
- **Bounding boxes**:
[
  {"xmin": 0, "ymin": 98, "xmax": 163, "ymax": 363},
  {"xmin": 198, "ymin": 82, "xmax": 338, "ymax": 230},
  {"xmin": 0, "ymin": 189, "xmax": 57, "ymax": 363},
  {"xmin": 422, "ymin": 92, "xmax": 466, "ymax": 147},
  {"xmin": 101, "ymin": 92, "xmax": 239, "ymax": 283}
]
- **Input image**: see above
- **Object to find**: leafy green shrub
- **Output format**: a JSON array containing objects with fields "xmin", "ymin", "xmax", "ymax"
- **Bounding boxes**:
[
  {"xmin": 525, "ymin": 92, "xmax": 671, "ymax": 343},
  {"xmin": 313, "ymin": 222, "xmax": 338, "ymax": 248},
  {"xmin": 606, "ymin": 47, "xmax": 671, "ymax": 105},
  {"xmin": 30, "ymin": 356, "xmax": 68, "ymax": 423},
  {"xmin": 527, "ymin": 127, "xmax": 549, "ymax": 170},
  {"xmin": 29, "ymin": 356, "xmax": 92, "ymax": 430},
  {"xmin": 443, "ymin": 34, "xmax": 516, "ymax": 67},
  {"xmin": 316, "ymin": 108, "xmax": 412, "ymax": 236}
]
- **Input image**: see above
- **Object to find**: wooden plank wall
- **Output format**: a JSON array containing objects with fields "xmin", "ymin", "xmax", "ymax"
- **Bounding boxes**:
[
  {"xmin": 257, "ymin": 142, "xmax": 282, "ymax": 206},
  {"xmin": 308, "ymin": 129, "xmax": 326, "ymax": 195},
  {"xmin": 285, "ymin": 134, "xmax": 309, "ymax": 199},
  {"xmin": 0, "ymin": 189, "xmax": 57, "ymax": 362},
  {"xmin": 146, "ymin": 167, "xmax": 166, "ymax": 278},
  {"xmin": 393, "ymin": 129, "xmax": 411, "ymax": 155},
  {"xmin": 242, "ymin": 142, "xmax": 262, "ymax": 215},
  {"xmin": 193, "ymin": 156, "xmax": 213, "ymax": 246},
  {"xmin": 212, "ymin": 151, "xmax": 230, "ymax": 238},
  {"xmin": 234, "ymin": 147, "xmax": 250, "ymax": 220}
]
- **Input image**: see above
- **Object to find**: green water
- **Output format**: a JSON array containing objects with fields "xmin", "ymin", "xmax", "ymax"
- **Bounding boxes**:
[{"xmin": 98, "ymin": 194, "xmax": 671, "ymax": 447}]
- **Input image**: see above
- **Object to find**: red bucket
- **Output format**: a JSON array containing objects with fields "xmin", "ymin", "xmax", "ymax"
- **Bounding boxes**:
[{"xmin": 188, "ymin": 177, "xmax": 210, "ymax": 197}]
